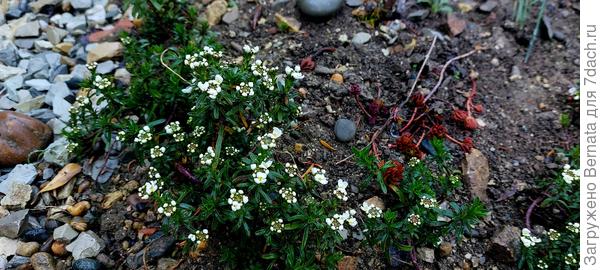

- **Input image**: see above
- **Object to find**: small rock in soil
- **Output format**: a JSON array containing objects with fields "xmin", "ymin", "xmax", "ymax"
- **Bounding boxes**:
[
  {"xmin": 30, "ymin": 252, "xmax": 55, "ymax": 270},
  {"xmin": 275, "ymin": 13, "xmax": 302, "ymax": 32},
  {"xmin": 509, "ymin": 65, "xmax": 522, "ymax": 81},
  {"xmin": 16, "ymin": 242, "xmax": 40, "ymax": 257},
  {"xmin": 447, "ymin": 13, "xmax": 467, "ymax": 36},
  {"xmin": 66, "ymin": 231, "xmax": 105, "ymax": 259},
  {"xmin": 417, "ymin": 247, "xmax": 435, "ymax": 263},
  {"xmin": 541, "ymin": 16, "xmax": 554, "ymax": 40},
  {"xmin": 72, "ymin": 258, "xmax": 102, "ymax": 270},
  {"xmin": 0, "ymin": 183, "xmax": 32, "ymax": 209},
  {"xmin": 86, "ymin": 42, "xmax": 123, "ymax": 63},
  {"xmin": 15, "ymin": 22, "xmax": 40, "ymax": 38},
  {"xmin": 488, "ymin": 225, "xmax": 521, "ymax": 262},
  {"xmin": 297, "ymin": 0, "xmax": 344, "ymax": 18},
  {"xmin": 205, "ymin": 0, "xmax": 228, "ymax": 26},
  {"xmin": 95, "ymin": 60, "xmax": 116, "ymax": 74},
  {"xmin": 439, "ymin": 242, "xmax": 453, "ymax": 257},
  {"xmin": 479, "ymin": 0, "xmax": 498, "ymax": 12},
  {"xmin": 53, "ymin": 224, "xmax": 79, "ymax": 242},
  {"xmin": 71, "ymin": 0, "xmax": 92, "ymax": 9},
  {"xmin": 0, "ymin": 111, "xmax": 53, "ymax": 167},
  {"xmin": 43, "ymin": 137, "xmax": 71, "ymax": 166},
  {"xmin": 337, "ymin": 255, "xmax": 358, "ymax": 270},
  {"xmin": 0, "ymin": 237, "xmax": 20, "ymax": 256},
  {"xmin": 407, "ymin": 10, "xmax": 430, "ymax": 21},
  {"xmin": 0, "ymin": 209, "xmax": 29, "ymax": 238},
  {"xmin": 352, "ymin": 32, "xmax": 371, "ymax": 45},
  {"xmin": 364, "ymin": 196, "xmax": 385, "ymax": 210},
  {"xmin": 334, "ymin": 118, "xmax": 356, "ymax": 142},
  {"xmin": 114, "ymin": 68, "xmax": 131, "ymax": 85},
  {"xmin": 461, "ymin": 148, "xmax": 490, "ymax": 202},
  {"xmin": 346, "ymin": 0, "xmax": 363, "ymax": 7},
  {"xmin": 22, "ymin": 228, "xmax": 50, "ymax": 243},
  {"xmin": 222, "ymin": 7, "xmax": 240, "ymax": 24},
  {"xmin": 126, "ymin": 236, "xmax": 175, "ymax": 268},
  {"xmin": 157, "ymin": 258, "xmax": 179, "ymax": 270}
]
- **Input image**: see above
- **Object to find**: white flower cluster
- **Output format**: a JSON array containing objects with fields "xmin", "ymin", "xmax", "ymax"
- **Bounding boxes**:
[
  {"xmin": 93, "ymin": 75, "xmax": 112, "ymax": 90},
  {"xmin": 270, "ymin": 219, "xmax": 284, "ymax": 233},
  {"xmin": 165, "ymin": 121, "xmax": 185, "ymax": 142},
  {"xmin": 150, "ymin": 145, "xmax": 166, "ymax": 159},
  {"xmin": 568, "ymin": 86, "xmax": 580, "ymax": 100},
  {"xmin": 251, "ymin": 60, "xmax": 277, "ymax": 91},
  {"xmin": 148, "ymin": 166, "xmax": 161, "ymax": 179},
  {"xmin": 116, "ymin": 131, "xmax": 126, "ymax": 142},
  {"xmin": 193, "ymin": 126, "xmax": 206, "ymax": 137},
  {"xmin": 407, "ymin": 213, "xmax": 421, "ymax": 226},
  {"xmin": 187, "ymin": 142, "xmax": 198, "ymax": 154},
  {"xmin": 257, "ymin": 127, "xmax": 283, "ymax": 150},
  {"xmin": 69, "ymin": 95, "xmax": 91, "ymax": 114},
  {"xmin": 134, "ymin": 126, "xmax": 153, "ymax": 144},
  {"xmin": 196, "ymin": 74, "xmax": 224, "ymax": 99},
  {"xmin": 252, "ymin": 112, "xmax": 273, "ymax": 129},
  {"xmin": 157, "ymin": 200, "xmax": 177, "ymax": 217},
  {"xmin": 361, "ymin": 201, "xmax": 383, "ymax": 219},
  {"xmin": 334, "ymin": 180, "xmax": 349, "ymax": 201},
  {"xmin": 326, "ymin": 210, "xmax": 358, "ymax": 232},
  {"xmin": 243, "ymin": 44, "xmax": 259, "ymax": 54},
  {"xmin": 278, "ymin": 187, "xmax": 297, "ymax": 204},
  {"xmin": 285, "ymin": 65, "xmax": 304, "ymax": 80},
  {"xmin": 537, "ymin": 260, "xmax": 548, "ymax": 269},
  {"xmin": 566, "ymin": 222, "xmax": 579, "ymax": 233},
  {"xmin": 184, "ymin": 46, "xmax": 223, "ymax": 69},
  {"xmin": 188, "ymin": 229, "xmax": 209, "ymax": 245},
  {"xmin": 199, "ymin": 146, "xmax": 216, "ymax": 165},
  {"xmin": 564, "ymin": 253, "xmax": 577, "ymax": 265},
  {"xmin": 561, "ymin": 164, "xmax": 580, "ymax": 184},
  {"xmin": 251, "ymin": 160, "xmax": 273, "ymax": 184},
  {"xmin": 66, "ymin": 142, "xmax": 78, "ymax": 153},
  {"xmin": 86, "ymin": 62, "xmax": 98, "ymax": 70},
  {"xmin": 225, "ymin": 146, "xmax": 240, "ymax": 156},
  {"xmin": 284, "ymin": 163, "xmax": 298, "ymax": 178},
  {"xmin": 419, "ymin": 196, "xmax": 438, "ymax": 209},
  {"xmin": 408, "ymin": 157, "xmax": 420, "ymax": 167},
  {"xmin": 520, "ymin": 228, "xmax": 542, "ymax": 247},
  {"xmin": 236, "ymin": 82, "xmax": 255, "ymax": 97},
  {"xmin": 139, "ymin": 180, "xmax": 162, "ymax": 199},
  {"xmin": 228, "ymin": 188, "xmax": 249, "ymax": 211},
  {"xmin": 547, "ymin": 229, "xmax": 561, "ymax": 241},
  {"xmin": 311, "ymin": 167, "xmax": 328, "ymax": 185}
]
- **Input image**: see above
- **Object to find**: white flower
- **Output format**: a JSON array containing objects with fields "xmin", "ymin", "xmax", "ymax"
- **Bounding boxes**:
[
  {"xmin": 157, "ymin": 200, "xmax": 177, "ymax": 217},
  {"xmin": 561, "ymin": 164, "xmax": 580, "ymax": 184},
  {"xmin": 419, "ymin": 196, "xmax": 437, "ymax": 209},
  {"xmin": 236, "ymin": 82, "xmax": 255, "ymax": 97},
  {"xmin": 150, "ymin": 146, "xmax": 166, "ymax": 159},
  {"xmin": 199, "ymin": 146, "xmax": 216, "ymax": 165},
  {"xmin": 407, "ymin": 213, "xmax": 421, "ymax": 226},
  {"xmin": 134, "ymin": 126, "xmax": 152, "ymax": 144},
  {"xmin": 565, "ymin": 253, "xmax": 577, "ymax": 265},
  {"xmin": 93, "ymin": 75, "xmax": 112, "ymax": 89},
  {"xmin": 279, "ymin": 187, "xmax": 297, "ymax": 204},
  {"xmin": 566, "ymin": 222, "xmax": 579, "ymax": 233},
  {"xmin": 548, "ymin": 229, "xmax": 561, "ymax": 241},
  {"xmin": 138, "ymin": 180, "xmax": 162, "ymax": 199},
  {"xmin": 228, "ymin": 189, "xmax": 249, "ymax": 211},
  {"xmin": 334, "ymin": 179, "xmax": 349, "ymax": 201},
  {"xmin": 408, "ymin": 157, "xmax": 420, "ymax": 167},
  {"xmin": 311, "ymin": 167, "xmax": 328, "ymax": 185},
  {"xmin": 284, "ymin": 163, "xmax": 298, "ymax": 178},
  {"xmin": 520, "ymin": 228, "xmax": 542, "ymax": 247},
  {"xmin": 243, "ymin": 44, "xmax": 260, "ymax": 54},
  {"xmin": 253, "ymin": 171, "xmax": 268, "ymax": 184},
  {"xmin": 270, "ymin": 219, "xmax": 284, "ymax": 233},
  {"xmin": 165, "ymin": 121, "xmax": 182, "ymax": 134},
  {"xmin": 188, "ymin": 229, "xmax": 209, "ymax": 245},
  {"xmin": 361, "ymin": 201, "xmax": 383, "ymax": 219}
]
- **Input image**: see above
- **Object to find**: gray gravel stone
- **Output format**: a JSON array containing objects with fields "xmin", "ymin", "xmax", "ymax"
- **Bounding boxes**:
[
  {"xmin": 334, "ymin": 118, "xmax": 356, "ymax": 142},
  {"xmin": 297, "ymin": 0, "xmax": 344, "ymax": 17},
  {"xmin": 53, "ymin": 224, "xmax": 79, "ymax": 242},
  {"xmin": 0, "ymin": 40, "xmax": 18, "ymax": 66},
  {"xmin": 0, "ymin": 164, "xmax": 37, "ymax": 194},
  {"xmin": 0, "ymin": 210, "xmax": 29, "ymax": 238},
  {"xmin": 352, "ymin": 32, "xmax": 371, "ymax": 45},
  {"xmin": 71, "ymin": 0, "xmax": 93, "ymax": 9},
  {"xmin": 14, "ymin": 22, "xmax": 40, "ymax": 38},
  {"xmin": 25, "ymin": 79, "xmax": 51, "ymax": 91},
  {"xmin": 66, "ymin": 231, "xmax": 105, "ymax": 259},
  {"xmin": 96, "ymin": 60, "xmax": 116, "ymax": 74}
]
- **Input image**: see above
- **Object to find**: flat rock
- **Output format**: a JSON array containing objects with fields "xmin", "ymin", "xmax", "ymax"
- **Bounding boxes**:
[
  {"xmin": 114, "ymin": 68, "xmax": 130, "ymax": 85},
  {"xmin": 0, "ymin": 183, "xmax": 32, "ymax": 209},
  {"xmin": 86, "ymin": 5, "xmax": 106, "ymax": 26},
  {"xmin": 205, "ymin": 0, "xmax": 228, "ymax": 26},
  {"xmin": 30, "ymin": 252, "xmax": 55, "ymax": 270},
  {"xmin": 95, "ymin": 60, "xmax": 116, "ymax": 74},
  {"xmin": 0, "ymin": 40, "xmax": 18, "ymax": 66},
  {"xmin": 479, "ymin": 0, "xmax": 498, "ymax": 12},
  {"xmin": 488, "ymin": 225, "xmax": 521, "ymax": 262},
  {"xmin": 71, "ymin": 0, "xmax": 92, "ymax": 9},
  {"xmin": 25, "ymin": 79, "xmax": 52, "ymax": 91},
  {"xmin": 72, "ymin": 258, "xmax": 102, "ymax": 270},
  {"xmin": 15, "ymin": 22, "xmax": 40, "ymax": 38},
  {"xmin": 45, "ymin": 82, "xmax": 71, "ymax": 105},
  {"xmin": 43, "ymin": 137, "xmax": 70, "ymax": 166},
  {"xmin": 46, "ymin": 26, "xmax": 68, "ymax": 45},
  {"xmin": 66, "ymin": 231, "xmax": 105, "ymax": 259},
  {"xmin": 16, "ymin": 242, "xmax": 40, "ymax": 257},
  {"xmin": 0, "ymin": 210, "xmax": 29, "ymax": 238},
  {"xmin": 86, "ymin": 42, "xmax": 123, "ymax": 63},
  {"xmin": 352, "ymin": 32, "xmax": 371, "ymax": 45},
  {"xmin": 0, "ymin": 64, "xmax": 26, "ymax": 80},
  {"xmin": 346, "ymin": 0, "xmax": 363, "ymax": 7},
  {"xmin": 0, "ymin": 237, "xmax": 20, "ymax": 256},
  {"xmin": 297, "ymin": 0, "xmax": 344, "ymax": 18},
  {"xmin": 447, "ymin": 13, "xmax": 466, "ymax": 36},
  {"xmin": 0, "ymin": 164, "xmax": 37, "ymax": 194},
  {"xmin": 417, "ymin": 247, "xmax": 435, "ymax": 263},
  {"xmin": 461, "ymin": 148, "xmax": 489, "ymax": 202},
  {"xmin": 53, "ymin": 224, "xmax": 79, "ymax": 242},
  {"xmin": 222, "ymin": 7, "xmax": 239, "ymax": 24},
  {"xmin": 127, "ymin": 236, "xmax": 175, "ymax": 268},
  {"xmin": 0, "ymin": 111, "xmax": 52, "ymax": 167}
]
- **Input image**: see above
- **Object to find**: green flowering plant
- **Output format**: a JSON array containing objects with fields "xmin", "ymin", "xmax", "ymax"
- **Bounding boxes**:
[
  {"xmin": 354, "ymin": 138, "xmax": 487, "ymax": 265},
  {"xmin": 519, "ymin": 146, "xmax": 580, "ymax": 270}
]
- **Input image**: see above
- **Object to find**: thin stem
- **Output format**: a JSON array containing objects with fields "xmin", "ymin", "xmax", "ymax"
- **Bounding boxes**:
[
  {"xmin": 524, "ymin": 0, "xmax": 548, "ymax": 63},
  {"xmin": 160, "ymin": 48, "xmax": 191, "ymax": 84},
  {"xmin": 424, "ymin": 47, "xmax": 480, "ymax": 102},
  {"xmin": 402, "ymin": 36, "xmax": 437, "ymax": 108},
  {"xmin": 525, "ymin": 197, "xmax": 544, "ymax": 230},
  {"xmin": 354, "ymin": 95, "xmax": 373, "ymax": 118}
]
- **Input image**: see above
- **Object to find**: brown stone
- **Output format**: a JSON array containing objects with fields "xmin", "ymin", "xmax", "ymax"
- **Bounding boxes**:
[
  {"xmin": 0, "ymin": 111, "xmax": 53, "ymax": 167},
  {"xmin": 337, "ymin": 256, "xmax": 358, "ymax": 270},
  {"xmin": 30, "ymin": 252, "xmax": 55, "ymax": 270},
  {"xmin": 461, "ymin": 148, "xmax": 490, "ymax": 202},
  {"xmin": 488, "ymin": 225, "xmax": 521, "ymax": 262},
  {"xmin": 447, "ymin": 13, "xmax": 467, "ymax": 36},
  {"xmin": 439, "ymin": 242, "xmax": 453, "ymax": 257}
]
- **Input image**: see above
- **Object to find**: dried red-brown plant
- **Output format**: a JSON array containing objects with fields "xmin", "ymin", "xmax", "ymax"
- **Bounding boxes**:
[
  {"xmin": 367, "ymin": 99, "xmax": 386, "ymax": 125},
  {"xmin": 463, "ymin": 116, "xmax": 479, "ymax": 130},
  {"xmin": 429, "ymin": 124, "xmax": 448, "ymax": 138},
  {"xmin": 349, "ymin": 84, "xmax": 361, "ymax": 96},
  {"xmin": 411, "ymin": 93, "xmax": 426, "ymax": 108},
  {"xmin": 300, "ymin": 56, "xmax": 315, "ymax": 71},
  {"xmin": 384, "ymin": 160, "xmax": 404, "ymax": 187},
  {"xmin": 460, "ymin": 137, "xmax": 474, "ymax": 153},
  {"xmin": 395, "ymin": 133, "xmax": 424, "ymax": 159},
  {"xmin": 451, "ymin": 109, "xmax": 468, "ymax": 122}
]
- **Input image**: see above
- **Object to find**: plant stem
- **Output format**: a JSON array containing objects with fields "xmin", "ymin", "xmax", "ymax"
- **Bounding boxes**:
[
  {"xmin": 424, "ymin": 47, "xmax": 480, "ymax": 102},
  {"xmin": 525, "ymin": 197, "xmax": 544, "ymax": 230},
  {"xmin": 402, "ymin": 36, "xmax": 437, "ymax": 108},
  {"xmin": 212, "ymin": 125, "xmax": 225, "ymax": 171},
  {"xmin": 524, "ymin": 0, "xmax": 548, "ymax": 63}
]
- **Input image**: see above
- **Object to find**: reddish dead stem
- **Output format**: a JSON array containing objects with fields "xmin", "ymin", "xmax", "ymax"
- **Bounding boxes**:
[
  {"xmin": 367, "ymin": 99, "xmax": 386, "ymax": 125},
  {"xmin": 429, "ymin": 123, "xmax": 448, "ymax": 138},
  {"xmin": 411, "ymin": 93, "xmax": 426, "ymax": 108},
  {"xmin": 395, "ymin": 133, "xmax": 425, "ymax": 159}
]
